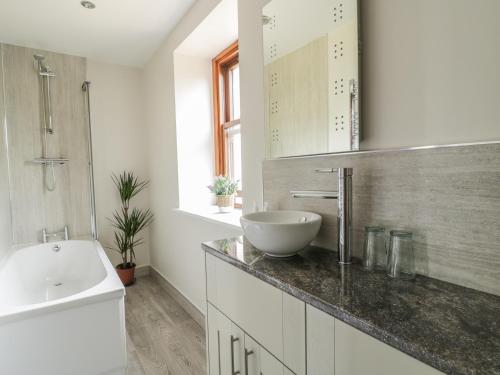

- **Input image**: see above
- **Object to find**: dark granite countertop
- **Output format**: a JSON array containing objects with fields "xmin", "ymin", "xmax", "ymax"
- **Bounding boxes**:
[{"xmin": 202, "ymin": 236, "xmax": 500, "ymax": 375}]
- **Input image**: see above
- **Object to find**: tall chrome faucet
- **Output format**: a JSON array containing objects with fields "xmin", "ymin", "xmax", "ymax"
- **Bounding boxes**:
[{"xmin": 290, "ymin": 167, "xmax": 353, "ymax": 264}]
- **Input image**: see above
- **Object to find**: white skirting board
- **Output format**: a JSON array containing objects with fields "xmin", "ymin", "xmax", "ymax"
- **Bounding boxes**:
[
  {"xmin": 149, "ymin": 266, "xmax": 205, "ymax": 329},
  {"xmin": 134, "ymin": 265, "xmax": 151, "ymax": 278}
]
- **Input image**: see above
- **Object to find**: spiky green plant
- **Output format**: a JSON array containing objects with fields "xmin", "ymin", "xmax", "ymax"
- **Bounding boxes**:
[
  {"xmin": 108, "ymin": 172, "xmax": 153, "ymax": 268},
  {"xmin": 208, "ymin": 175, "xmax": 239, "ymax": 196},
  {"xmin": 111, "ymin": 172, "xmax": 149, "ymax": 210}
]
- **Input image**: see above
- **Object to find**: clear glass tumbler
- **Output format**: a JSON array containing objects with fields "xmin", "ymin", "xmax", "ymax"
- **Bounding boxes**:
[
  {"xmin": 362, "ymin": 227, "xmax": 386, "ymax": 271},
  {"xmin": 387, "ymin": 230, "xmax": 416, "ymax": 280}
]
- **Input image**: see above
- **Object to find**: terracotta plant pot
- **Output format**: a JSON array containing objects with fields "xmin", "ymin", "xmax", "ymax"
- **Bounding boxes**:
[
  {"xmin": 216, "ymin": 194, "xmax": 234, "ymax": 213},
  {"xmin": 116, "ymin": 263, "xmax": 136, "ymax": 286}
]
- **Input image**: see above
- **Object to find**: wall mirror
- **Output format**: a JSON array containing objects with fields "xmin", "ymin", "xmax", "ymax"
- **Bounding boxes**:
[{"xmin": 263, "ymin": 0, "xmax": 360, "ymax": 158}]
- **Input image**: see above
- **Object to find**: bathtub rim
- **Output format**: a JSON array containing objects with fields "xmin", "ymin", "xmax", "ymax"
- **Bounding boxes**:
[{"xmin": 0, "ymin": 240, "xmax": 125, "ymax": 325}]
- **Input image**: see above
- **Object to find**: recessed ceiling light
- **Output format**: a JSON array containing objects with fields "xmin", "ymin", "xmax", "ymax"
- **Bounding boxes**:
[{"xmin": 80, "ymin": 1, "xmax": 96, "ymax": 9}]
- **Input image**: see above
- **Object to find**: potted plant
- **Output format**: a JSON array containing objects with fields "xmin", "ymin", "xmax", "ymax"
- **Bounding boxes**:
[
  {"xmin": 109, "ymin": 172, "xmax": 153, "ymax": 286},
  {"xmin": 208, "ymin": 176, "xmax": 239, "ymax": 213}
]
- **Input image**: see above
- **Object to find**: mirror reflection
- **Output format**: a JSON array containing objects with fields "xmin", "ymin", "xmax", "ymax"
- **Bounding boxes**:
[{"xmin": 263, "ymin": 0, "xmax": 360, "ymax": 158}]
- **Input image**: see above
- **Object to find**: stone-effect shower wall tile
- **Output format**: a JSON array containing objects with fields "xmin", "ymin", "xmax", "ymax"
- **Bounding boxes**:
[
  {"xmin": 2, "ymin": 44, "xmax": 91, "ymax": 245},
  {"xmin": 263, "ymin": 143, "xmax": 500, "ymax": 296}
]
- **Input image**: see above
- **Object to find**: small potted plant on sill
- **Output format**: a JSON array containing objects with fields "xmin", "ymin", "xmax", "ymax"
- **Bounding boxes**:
[
  {"xmin": 208, "ymin": 175, "xmax": 239, "ymax": 213},
  {"xmin": 109, "ymin": 172, "xmax": 153, "ymax": 286}
]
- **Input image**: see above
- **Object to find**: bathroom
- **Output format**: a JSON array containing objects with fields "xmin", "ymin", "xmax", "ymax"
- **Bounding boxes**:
[{"xmin": 0, "ymin": 0, "xmax": 498, "ymax": 374}]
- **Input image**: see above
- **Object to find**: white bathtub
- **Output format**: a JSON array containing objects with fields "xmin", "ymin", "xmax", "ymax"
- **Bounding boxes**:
[{"xmin": 0, "ymin": 240, "xmax": 126, "ymax": 375}]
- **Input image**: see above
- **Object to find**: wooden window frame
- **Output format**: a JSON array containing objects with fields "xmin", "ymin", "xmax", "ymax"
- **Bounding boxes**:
[{"xmin": 212, "ymin": 40, "xmax": 239, "ymax": 177}]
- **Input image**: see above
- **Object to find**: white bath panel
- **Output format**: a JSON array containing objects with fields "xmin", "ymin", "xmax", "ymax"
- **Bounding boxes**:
[{"xmin": 0, "ymin": 240, "xmax": 126, "ymax": 375}]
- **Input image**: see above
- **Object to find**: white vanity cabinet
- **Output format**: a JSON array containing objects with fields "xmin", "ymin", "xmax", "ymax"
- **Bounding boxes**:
[
  {"xmin": 207, "ymin": 302, "xmax": 292, "ymax": 375},
  {"xmin": 334, "ymin": 319, "xmax": 443, "ymax": 375},
  {"xmin": 206, "ymin": 253, "xmax": 305, "ymax": 375},
  {"xmin": 305, "ymin": 304, "xmax": 444, "ymax": 375},
  {"xmin": 206, "ymin": 253, "xmax": 284, "ymax": 358},
  {"xmin": 205, "ymin": 252, "xmax": 444, "ymax": 375}
]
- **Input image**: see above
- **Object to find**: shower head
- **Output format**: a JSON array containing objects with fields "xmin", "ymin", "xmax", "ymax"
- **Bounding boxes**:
[
  {"xmin": 34, "ymin": 54, "xmax": 47, "ymax": 71},
  {"xmin": 81, "ymin": 80, "xmax": 91, "ymax": 92},
  {"xmin": 33, "ymin": 54, "xmax": 45, "ymax": 62},
  {"xmin": 34, "ymin": 54, "xmax": 55, "ymax": 77}
]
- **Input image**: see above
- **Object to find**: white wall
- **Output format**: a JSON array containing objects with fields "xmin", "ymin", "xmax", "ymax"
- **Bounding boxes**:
[
  {"xmin": 175, "ymin": 0, "xmax": 238, "ymax": 59},
  {"xmin": 174, "ymin": 53, "xmax": 215, "ymax": 209},
  {"xmin": 87, "ymin": 60, "xmax": 150, "ymax": 268},
  {"xmin": 143, "ymin": 0, "xmax": 264, "ymax": 313},
  {"xmin": 238, "ymin": 0, "xmax": 267, "ymax": 213}
]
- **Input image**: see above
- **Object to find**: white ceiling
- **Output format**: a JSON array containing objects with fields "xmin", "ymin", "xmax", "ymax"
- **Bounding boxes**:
[
  {"xmin": 175, "ymin": 0, "xmax": 238, "ymax": 59},
  {"xmin": 0, "ymin": 0, "xmax": 196, "ymax": 66}
]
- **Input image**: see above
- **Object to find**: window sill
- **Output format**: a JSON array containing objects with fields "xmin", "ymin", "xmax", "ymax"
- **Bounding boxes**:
[{"xmin": 174, "ymin": 206, "xmax": 242, "ymax": 231}]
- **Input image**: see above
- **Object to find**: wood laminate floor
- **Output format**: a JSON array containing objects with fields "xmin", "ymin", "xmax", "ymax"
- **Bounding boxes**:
[{"xmin": 125, "ymin": 276, "xmax": 206, "ymax": 375}]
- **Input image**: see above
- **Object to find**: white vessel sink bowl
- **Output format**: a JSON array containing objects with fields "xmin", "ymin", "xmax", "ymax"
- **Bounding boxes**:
[{"xmin": 240, "ymin": 210, "xmax": 322, "ymax": 257}]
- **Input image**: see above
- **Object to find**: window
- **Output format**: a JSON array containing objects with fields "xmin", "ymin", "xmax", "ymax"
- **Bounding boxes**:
[{"xmin": 212, "ymin": 41, "xmax": 242, "ymax": 207}]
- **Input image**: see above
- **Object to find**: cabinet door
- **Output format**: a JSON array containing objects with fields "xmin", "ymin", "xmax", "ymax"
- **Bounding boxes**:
[
  {"xmin": 207, "ymin": 304, "xmax": 245, "ymax": 375},
  {"xmin": 229, "ymin": 323, "xmax": 245, "ymax": 375},
  {"xmin": 212, "ymin": 254, "xmax": 284, "ymax": 359},
  {"xmin": 245, "ymin": 333, "xmax": 284, "ymax": 375},
  {"xmin": 207, "ymin": 304, "xmax": 221, "ymax": 375},
  {"xmin": 244, "ymin": 335, "xmax": 261, "ymax": 375},
  {"xmin": 306, "ymin": 304, "xmax": 335, "ymax": 375},
  {"xmin": 282, "ymin": 293, "xmax": 305, "ymax": 375},
  {"xmin": 335, "ymin": 319, "xmax": 444, "ymax": 375},
  {"xmin": 260, "ymin": 346, "xmax": 284, "ymax": 375}
]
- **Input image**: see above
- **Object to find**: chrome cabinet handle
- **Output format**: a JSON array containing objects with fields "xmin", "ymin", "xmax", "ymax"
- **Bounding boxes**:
[
  {"xmin": 217, "ymin": 330, "xmax": 221, "ymax": 374},
  {"xmin": 244, "ymin": 349, "xmax": 254, "ymax": 375},
  {"xmin": 230, "ymin": 335, "xmax": 240, "ymax": 375}
]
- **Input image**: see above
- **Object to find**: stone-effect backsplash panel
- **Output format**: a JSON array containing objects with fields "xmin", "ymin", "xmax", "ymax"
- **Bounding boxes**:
[{"xmin": 263, "ymin": 143, "xmax": 500, "ymax": 296}]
